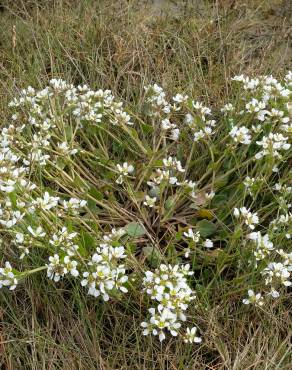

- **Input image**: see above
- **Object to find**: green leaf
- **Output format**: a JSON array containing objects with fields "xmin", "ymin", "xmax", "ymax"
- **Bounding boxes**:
[
  {"xmin": 8, "ymin": 191, "xmax": 17, "ymax": 208},
  {"xmin": 56, "ymin": 157, "xmax": 66, "ymax": 170},
  {"xmin": 214, "ymin": 176, "xmax": 229, "ymax": 189},
  {"xmin": 79, "ymin": 231, "xmax": 95, "ymax": 256},
  {"xmin": 232, "ymin": 225, "xmax": 243, "ymax": 239},
  {"xmin": 143, "ymin": 245, "xmax": 162, "ymax": 268},
  {"xmin": 197, "ymin": 220, "xmax": 217, "ymax": 237},
  {"xmin": 141, "ymin": 123, "xmax": 154, "ymax": 134},
  {"xmin": 149, "ymin": 186, "xmax": 160, "ymax": 198},
  {"xmin": 125, "ymin": 222, "xmax": 146, "ymax": 237},
  {"xmin": 89, "ymin": 187, "xmax": 103, "ymax": 201},
  {"xmin": 126, "ymin": 242, "xmax": 137, "ymax": 254},
  {"xmin": 211, "ymin": 194, "xmax": 228, "ymax": 208},
  {"xmin": 175, "ymin": 231, "xmax": 182, "ymax": 241},
  {"xmin": 164, "ymin": 196, "xmax": 175, "ymax": 210},
  {"xmin": 64, "ymin": 126, "xmax": 73, "ymax": 141}
]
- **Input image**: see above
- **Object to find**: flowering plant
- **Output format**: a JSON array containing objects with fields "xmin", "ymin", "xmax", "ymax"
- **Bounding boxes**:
[{"xmin": 1, "ymin": 73, "xmax": 291, "ymax": 343}]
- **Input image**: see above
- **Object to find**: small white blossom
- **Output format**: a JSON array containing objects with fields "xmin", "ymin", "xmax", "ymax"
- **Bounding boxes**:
[
  {"xmin": 184, "ymin": 229, "xmax": 200, "ymax": 242},
  {"xmin": 204, "ymin": 239, "xmax": 214, "ymax": 249},
  {"xmin": 116, "ymin": 162, "xmax": 134, "ymax": 184},
  {"xmin": 32, "ymin": 192, "xmax": 59, "ymax": 211},
  {"xmin": 0, "ymin": 262, "xmax": 18, "ymax": 290},
  {"xmin": 143, "ymin": 195, "xmax": 157, "ymax": 208},
  {"xmin": 233, "ymin": 207, "xmax": 259, "ymax": 230},
  {"xmin": 242, "ymin": 289, "xmax": 264, "ymax": 306},
  {"xmin": 183, "ymin": 327, "xmax": 202, "ymax": 343},
  {"xmin": 229, "ymin": 126, "xmax": 251, "ymax": 145}
]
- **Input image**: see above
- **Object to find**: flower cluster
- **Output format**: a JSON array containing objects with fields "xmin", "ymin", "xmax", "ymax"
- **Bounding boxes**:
[
  {"xmin": 270, "ymin": 213, "xmax": 292, "ymax": 239},
  {"xmin": 147, "ymin": 156, "xmax": 185, "ymax": 187},
  {"xmin": 81, "ymin": 229, "xmax": 128, "ymax": 301},
  {"xmin": 61, "ymin": 198, "xmax": 87, "ymax": 215},
  {"xmin": 230, "ymin": 72, "xmax": 292, "ymax": 304},
  {"xmin": 14, "ymin": 226, "xmax": 46, "ymax": 259},
  {"xmin": 233, "ymin": 207, "xmax": 259, "ymax": 230},
  {"xmin": 145, "ymin": 84, "xmax": 216, "ymax": 143},
  {"xmin": 255, "ymin": 133, "xmax": 290, "ymax": 159},
  {"xmin": 247, "ymin": 232, "xmax": 274, "ymax": 263},
  {"xmin": 0, "ymin": 262, "xmax": 18, "ymax": 290},
  {"xmin": 230, "ymin": 72, "xmax": 291, "ymax": 164},
  {"xmin": 8, "ymin": 79, "xmax": 133, "ymax": 169},
  {"xmin": 47, "ymin": 254, "xmax": 79, "ymax": 282},
  {"xmin": 243, "ymin": 176, "xmax": 264, "ymax": 197},
  {"xmin": 187, "ymin": 102, "xmax": 216, "ymax": 142},
  {"xmin": 141, "ymin": 264, "xmax": 200, "ymax": 342},
  {"xmin": 49, "ymin": 227, "xmax": 79, "ymax": 256},
  {"xmin": 144, "ymin": 84, "xmax": 181, "ymax": 140}
]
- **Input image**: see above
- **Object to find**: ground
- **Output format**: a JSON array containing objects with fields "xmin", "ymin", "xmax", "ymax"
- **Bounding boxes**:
[{"xmin": 0, "ymin": 1, "xmax": 291, "ymax": 369}]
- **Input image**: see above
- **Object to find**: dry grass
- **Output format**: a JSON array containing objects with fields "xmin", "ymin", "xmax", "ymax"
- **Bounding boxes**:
[{"xmin": 0, "ymin": 0, "xmax": 291, "ymax": 369}]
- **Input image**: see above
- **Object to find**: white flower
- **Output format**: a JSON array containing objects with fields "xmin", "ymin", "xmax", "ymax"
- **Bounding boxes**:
[
  {"xmin": 163, "ymin": 157, "xmax": 185, "ymax": 173},
  {"xmin": 247, "ymin": 232, "xmax": 274, "ymax": 261},
  {"xmin": 204, "ymin": 239, "xmax": 214, "ymax": 248},
  {"xmin": 161, "ymin": 119, "xmax": 175, "ymax": 131},
  {"xmin": 114, "ymin": 111, "xmax": 133, "ymax": 126},
  {"xmin": 206, "ymin": 191, "xmax": 215, "ymax": 200},
  {"xmin": 50, "ymin": 78, "xmax": 69, "ymax": 91},
  {"xmin": 0, "ymin": 209, "xmax": 25, "ymax": 228},
  {"xmin": 27, "ymin": 226, "xmax": 46, "ymax": 238},
  {"xmin": 221, "ymin": 103, "xmax": 234, "ymax": 113},
  {"xmin": 233, "ymin": 207, "xmax": 259, "ymax": 229},
  {"xmin": 268, "ymin": 289, "xmax": 280, "ymax": 298},
  {"xmin": 233, "ymin": 208, "xmax": 240, "ymax": 218},
  {"xmin": 117, "ymin": 162, "xmax": 134, "ymax": 175},
  {"xmin": 62, "ymin": 198, "xmax": 87, "ymax": 215},
  {"xmin": 116, "ymin": 162, "xmax": 134, "ymax": 184},
  {"xmin": 143, "ymin": 195, "xmax": 157, "ymax": 208},
  {"xmin": 49, "ymin": 227, "xmax": 78, "ymax": 256},
  {"xmin": 0, "ymin": 261, "xmax": 18, "ymax": 290},
  {"xmin": 193, "ymin": 127, "xmax": 212, "ymax": 142},
  {"xmin": 183, "ymin": 229, "xmax": 200, "ymax": 242},
  {"xmin": 32, "ymin": 192, "xmax": 59, "ymax": 211},
  {"xmin": 170, "ymin": 128, "xmax": 180, "ymax": 141},
  {"xmin": 81, "ymin": 233, "xmax": 129, "ymax": 301},
  {"xmin": 47, "ymin": 254, "xmax": 66, "ymax": 282},
  {"xmin": 232, "ymin": 75, "xmax": 260, "ymax": 90},
  {"xmin": 64, "ymin": 256, "xmax": 79, "ymax": 277},
  {"xmin": 57, "ymin": 142, "xmax": 78, "ymax": 155},
  {"xmin": 277, "ymin": 250, "xmax": 292, "ymax": 272},
  {"xmin": 229, "ymin": 126, "xmax": 251, "ymax": 145},
  {"xmin": 246, "ymin": 98, "xmax": 265, "ymax": 113},
  {"xmin": 184, "ymin": 327, "xmax": 202, "ymax": 343},
  {"xmin": 262, "ymin": 262, "xmax": 291, "ymax": 288},
  {"xmin": 185, "ymin": 113, "xmax": 194, "ymax": 124},
  {"xmin": 255, "ymin": 133, "xmax": 291, "ymax": 159},
  {"xmin": 173, "ymin": 93, "xmax": 188, "ymax": 103},
  {"xmin": 192, "ymin": 101, "xmax": 211, "ymax": 116},
  {"xmin": 242, "ymin": 289, "xmax": 264, "ymax": 306}
]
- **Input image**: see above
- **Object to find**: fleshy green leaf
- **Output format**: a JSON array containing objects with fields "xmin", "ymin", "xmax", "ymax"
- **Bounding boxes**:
[
  {"xmin": 197, "ymin": 220, "xmax": 217, "ymax": 237},
  {"xmin": 125, "ymin": 222, "xmax": 146, "ymax": 237},
  {"xmin": 143, "ymin": 245, "xmax": 162, "ymax": 267}
]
